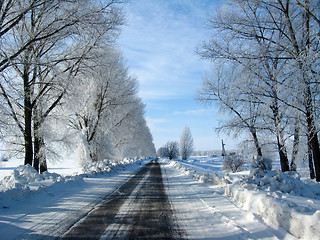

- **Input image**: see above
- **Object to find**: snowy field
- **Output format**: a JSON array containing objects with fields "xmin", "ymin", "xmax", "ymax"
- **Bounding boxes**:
[{"xmin": 0, "ymin": 156, "xmax": 319, "ymax": 239}]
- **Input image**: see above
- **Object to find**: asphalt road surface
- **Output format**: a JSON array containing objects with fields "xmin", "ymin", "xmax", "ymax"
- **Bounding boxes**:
[{"xmin": 61, "ymin": 159, "xmax": 184, "ymax": 240}]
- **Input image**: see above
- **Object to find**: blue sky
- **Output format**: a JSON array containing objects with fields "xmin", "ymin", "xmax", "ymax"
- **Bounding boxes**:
[{"xmin": 118, "ymin": 0, "xmax": 236, "ymax": 151}]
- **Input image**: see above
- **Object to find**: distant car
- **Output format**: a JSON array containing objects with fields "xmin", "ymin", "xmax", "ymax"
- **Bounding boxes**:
[{"xmin": 1, "ymin": 158, "xmax": 8, "ymax": 162}]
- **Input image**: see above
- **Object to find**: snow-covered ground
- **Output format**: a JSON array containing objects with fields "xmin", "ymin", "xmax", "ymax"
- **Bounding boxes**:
[
  {"xmin": 0, "ymin": 155, "xmax": 319, "ymax": 239},
  {"xmin": 161, "ymin": 160, "xmax": 294, "ymax": 239},
  {"xmin": 163, "ymin": 156, "xmax": 320, "ymax": 240},
  {"xmin": 0, "ymin": 157, "xmax": 149, "ymax": 239}
]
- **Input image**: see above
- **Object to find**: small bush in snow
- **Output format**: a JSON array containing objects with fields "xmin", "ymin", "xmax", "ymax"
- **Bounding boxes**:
[
  {"xmin": 222, "ymin": 154, "xmax": 245, "ymax": 173},
  {"xmin": 250, "ymin": 156, "xmax": 272, "ymax": 177},
  {"xmin": 251, "ymin": 156, "xmax": 272, "ymax": 170}
]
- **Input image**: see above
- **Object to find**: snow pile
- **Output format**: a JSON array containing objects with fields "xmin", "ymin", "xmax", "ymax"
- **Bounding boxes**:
[
  {"xmin": 166, "ymin": 156, "xmax": 320, "ymax": 239},
  {"xmin": 164, "ymin": 158, "xmax": 229, "ymax": 185},
  {"xmin": 81, "ymin": 158, "xmax": 142, "ymax": 175},
  {"xmin": 249, "ymin": 170, "xmax": 319, "ymax": 198},
  {"xmin": 82, "ymin": 159, "xmax": 112, "ymax": 175},
  {"xmin": 246, "ymin": 156, "xmax": 320, "ymax": 198},
  {"xmin": 0, "ymin": 164, "xmax": 67, "ymax": 189},
  {"xmin": 0, "ymin": 164, "xmax": 75, "ymax": 203},
  {"xmin": 226, "ymin": 162, "xmax": 320, "ymax": 239},
  {"xmin": 0, "ymin": 158, "xmax": 147, "ymax": 206}
]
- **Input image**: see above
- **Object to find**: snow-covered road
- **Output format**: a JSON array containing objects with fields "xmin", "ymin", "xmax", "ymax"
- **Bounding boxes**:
[
  {"xmin": 63, "ymin": 160, "xmax": 182, "ymax": 239},
  {"xmin": 0, "ymin": 163, "xmax": 145, "ymax": 240},
  {"xmin": 161, "ymin": 160, "xmax": 297, "ymax": 240},
  {"xmin": 0, "ymin": 158, "xmax": 299, "ymax": 239}
]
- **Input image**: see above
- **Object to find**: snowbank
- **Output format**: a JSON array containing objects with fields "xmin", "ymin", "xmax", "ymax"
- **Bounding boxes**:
[
  {"xmin": 225, "ymin": 169, "xmax": 320, "ymax": 239},
  {"xmin": 0, "ymin": 164, "xmax": 79, "ymax": 204},
  {"xmin": 0, "ymin": 158, "xmax": 147, "ymax": 206},
  {"xmin": 82, "ymin": 158, "xmax": 140, "ymax": 175},
  {"xmin": 164, "ymin": 158, "xmax": 231, "ymax": 185},
  {"xmin": 166, "ymin": 157, "xmax": 320, "ymax": 240}
]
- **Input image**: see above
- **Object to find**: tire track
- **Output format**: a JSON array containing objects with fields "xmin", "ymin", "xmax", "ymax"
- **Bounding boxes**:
[
  {"xmin": 126, "ymin": 160, "xmax": 183, "ymax": 240},
  {"xmin": 61, "ymin": 159, "xmax": 183, "ymax": 240},
  {"xmin": 61, "ymin": 162, "xmax": 151, "ymax": 240}
]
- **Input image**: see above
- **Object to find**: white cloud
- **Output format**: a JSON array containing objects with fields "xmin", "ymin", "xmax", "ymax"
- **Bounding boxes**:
[
  {"xmin": 173, "ymin": 108, "xmax": 214, "ymax": 116},
  {"xmin": 138, "ymin": 88, "xmax": 178, "ymax": 101},
  {"xmin": 145, "ymin": 117, "xmax": 171, "ymax": 133},
  {"xmin": 145, "ymin": 117, "xmax": 169, "ymax": 124},
  {"xmin": 118, "ymin": 0, "xmax": 230, "ymax": 151},
  {"xmin": 118, "ymin": 0, "xmax": 215, "ymax": 101}
]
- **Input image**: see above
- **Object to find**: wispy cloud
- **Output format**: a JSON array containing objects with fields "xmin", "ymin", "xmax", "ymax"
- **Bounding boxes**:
[
  {"xmin": 145, "ymin": 117, "xmax": 173, "ymax": 135},
  {"xmin": 145, "ymin": 117, "xmax": 170, "ymax": 125},
  {"xmin": 119, "ymin": 0, "xmax": 216, "ymax": 100},
  {"xmin": 119, "ymin": 0, "xmax": 230, "ymax": 151},
  {"xmin": 173, "ymin": 108, "xmax": 214, "ymax": 116}
]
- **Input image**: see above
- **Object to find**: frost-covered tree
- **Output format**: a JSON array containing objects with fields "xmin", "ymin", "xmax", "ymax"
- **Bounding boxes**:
[
  {"xmin": 179, "ymin": 125, "xmax": 194, "ymax": 160},
  {"xmin": 0, "ymin": 0, "xmax": 124, "ymax": 172},
  {"xmin": 198, "ymin": 65, "xmax": 264, "ymax": 158},
  {"xmin": 68, "ymin": 48, "xmax": 155, "ymax": 163},
  {"xmin": 68, "ymin": 49, "xmax": 132, "ymax": 163},
  {"xmin": 197, "ymin": 0, "xmax": 320, "ymax": 179},
  {"xmin": 157, "ymin": 147, "xmax": 169, "ymax": 158},
  {"xmin": 161, "ymin": 141, "xmax": 179, "ymax": 160},
  {"xmin": 109, "ymin": 97, "xmax": 156, "ymax": 159},
  {"xmin": 197, "ymin": 1, "xmax": 290, "ymax": 169},
  {"xmin": 0, "ymin": 0, "xmax": 50, "ymax": 72}
]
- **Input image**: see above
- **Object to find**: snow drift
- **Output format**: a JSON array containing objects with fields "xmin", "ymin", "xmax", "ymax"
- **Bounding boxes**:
[
  {"xmin": 0, "ymin": 158, "xmax": 146, "ymax": 206},
  {"xmin": 167, "ymin": 156, "xmax": 320, "ymax": 240},
  {"xmin": 226, "ymin": 168, "xmax": 320, "ymax": 239}
]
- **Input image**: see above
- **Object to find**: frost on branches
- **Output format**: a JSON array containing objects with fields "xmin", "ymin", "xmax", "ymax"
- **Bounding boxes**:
[
  {"xmin": 68, "ymin": 48, "xmax": 156, "ymax": 164},
  {"xmin": 197, "ymin": 0, "xmax": 320, "ymax": 180},
  {"xmin": 179, "ymin": 126, "xmax": 194, "ymax": 160},
  {"xmin": 0, "ymin": 0, "xmax": 155, "ymax": 171}
]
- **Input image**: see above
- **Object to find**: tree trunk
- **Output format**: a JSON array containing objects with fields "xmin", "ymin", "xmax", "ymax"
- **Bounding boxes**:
[
  {"xmin": 23, "ymin": 70, "xmax": 33, "ymax": 166},
  {"xmin": 40, "ymin": 158, "xmax": 47, "ymax": 174},
  {"xmin": 305, "ymin": 86, "xmax": 320, "ymax": 181},
  {"xmin": 290, "ymin": 120, "xmax": 300, "ymax": 171},
  {"xmin": 33, "ymin": 111, "xmax": 40, "ymax": 172},
  {"xmin": 251, "ymin": 129, "xmax": 263, "ymax": 156},
  {"xmin": 275, "ymin": 131, "xmax": 290, "ymax": 172},
  {"xmin": 33, "ymin": 107, "xmax": 47, "ymax": 173},
  {"xmin": 309, "ymin": 131, "xmax": 320, "ymax": 181},
  {"xmin": 277, "ymin": 140, "xmax": 290, "ymax": 172},
  {"xmin": 35, "ymin": 136, "xmax": 47, "ymax": 173},
  {"xmin": 304, "ymin": 89, "xmax": 320, "ymax": 180},
  {"xmin": 271, "ymin": 101, "xmax": 290, "ymax": 172},
  {"xmin": 24, "ymin": 120, "xmax": 33, "ymax": 166},
  {"xmin": 33, "ymin": 133, "xmax": 40, "ymax": 172},
  {"xmin": 308, "ymin": 135, "xmax": 315, "ymax": 179}
]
